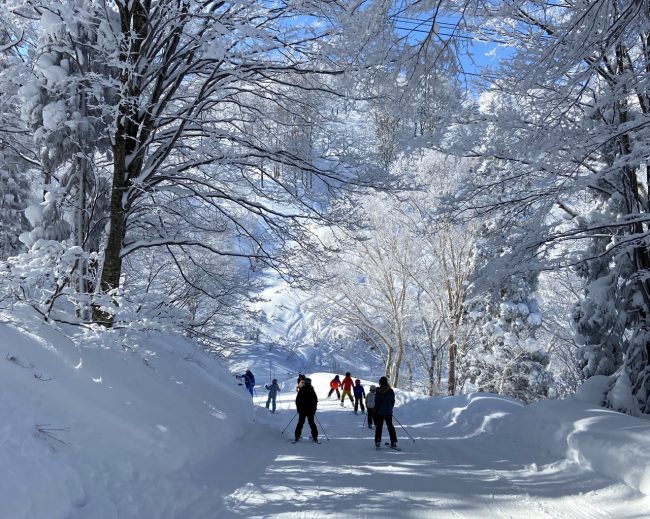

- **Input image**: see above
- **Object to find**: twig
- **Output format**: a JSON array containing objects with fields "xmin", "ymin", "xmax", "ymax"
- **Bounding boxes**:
[
  {"xmin": 34, "ymin": 424, "xmax": 70, "ymax": 448},
  {"xmin": 5, "ymin": 353, "xmax": 32, "ymax": 369}
]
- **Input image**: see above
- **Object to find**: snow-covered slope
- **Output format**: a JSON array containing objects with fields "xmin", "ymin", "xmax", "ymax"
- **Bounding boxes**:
[
  {"xmin": 0, "ymin": 308, "xmax": 252, "ymax": 518},
  {"xmin": 3, "ymin": 306, "xmax": 650, "ymax": 518},
  {"xmin": 214, "ymin": 372, "xmax": 650, "ymax": 518}
]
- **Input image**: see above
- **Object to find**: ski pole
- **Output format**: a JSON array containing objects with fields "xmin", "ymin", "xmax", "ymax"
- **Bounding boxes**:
[
  {"xmin": 392, "ymin": 415, "xmax": 415, "ymax": 442},
  {"xmin": 281, "ymin": 413, "xmax": 297, "ymax": 435},
  {"xmin": 315, "ymin": 414, "xmax": 330, "ymax": 441}
]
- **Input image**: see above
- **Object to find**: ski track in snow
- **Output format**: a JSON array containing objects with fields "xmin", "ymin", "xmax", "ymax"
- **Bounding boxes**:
[{"xmin": 174, "ymin": 374, "xmax": 650, "ymax": 519}]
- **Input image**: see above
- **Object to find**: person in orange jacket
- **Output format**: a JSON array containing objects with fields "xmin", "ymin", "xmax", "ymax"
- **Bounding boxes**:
[
  {"xmin": 340, "ymin": 372, "xmax": 354, "ymax": 407},
  {"xmin": 327, "ymin": 374, "xmax": 341, "ymax": 399}
]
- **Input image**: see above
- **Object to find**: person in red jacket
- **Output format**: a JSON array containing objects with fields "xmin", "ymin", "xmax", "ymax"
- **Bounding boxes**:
[
  {"xmin": 327, "ymin": 375, "xmax": 341, "ymax": 399},
  {"xmin": 340, "ymin": 372, "xmax": 354, "ymax": 407}
]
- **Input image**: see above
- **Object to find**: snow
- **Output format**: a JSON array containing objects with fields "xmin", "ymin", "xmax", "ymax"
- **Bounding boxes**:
[
  {"xmin": 1, "ymin": 307, "xmax": 649, "ymax": 518},
  {"xmin": 41, "ymin": 100, "xmax": 67, "ymax": 130}
]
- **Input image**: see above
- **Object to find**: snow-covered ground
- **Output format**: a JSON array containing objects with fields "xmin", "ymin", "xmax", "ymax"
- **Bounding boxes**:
[{"xmin": 2, "ymin": 309, "xmax": 650, "ymax": 518}]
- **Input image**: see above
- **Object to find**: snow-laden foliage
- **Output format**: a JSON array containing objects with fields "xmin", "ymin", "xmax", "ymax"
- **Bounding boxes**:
[
  {"xmin": 447, "ymin": 1, "xmax": 650, "ymax": 414},
  {"xmin": 466, "ymin": 237, "xmax": 552, "ymax": 403},
  {"xmin": 312, "ymin": 151, "xmax": 477, "ymax": 394},
  {"xmin": 0, "ymin": 10, "xmax": 35, "ymax": 260},
  {"xmin": 0, "ymin": 158, "xmax": 31, "ymax": 259}
]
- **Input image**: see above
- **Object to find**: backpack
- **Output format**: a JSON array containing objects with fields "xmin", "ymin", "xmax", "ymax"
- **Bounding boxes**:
[{"xmin": 366, "ymin": 392, "xmax": 375, "ymax": 409}]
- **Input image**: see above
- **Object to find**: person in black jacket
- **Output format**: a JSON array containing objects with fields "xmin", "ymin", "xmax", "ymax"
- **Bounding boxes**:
[
  {"xmin": 374, "ymin": 376, "xmax": 397, "ymax": 448},
  {"xmin": 294, "ymin": 378, "xmax": 319, "ymax": 442}
]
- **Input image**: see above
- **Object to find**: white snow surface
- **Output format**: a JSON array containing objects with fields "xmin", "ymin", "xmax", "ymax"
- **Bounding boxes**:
[{"xmin": 1, "ymin": 309, "xmax": 650, "ymax": 518}]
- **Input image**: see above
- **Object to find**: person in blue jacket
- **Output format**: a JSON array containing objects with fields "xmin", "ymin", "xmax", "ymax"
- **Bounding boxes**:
[
  {"xmin": 353, "ymin": 379, "xmax": 366, "ymax": 414},
  {"xmin": 243, "ymin": 369, "xmax": 255, "ymax": 397},
  {"xmin": 374, "ymin": 376, "xmax": 397, "ymax": 448}
]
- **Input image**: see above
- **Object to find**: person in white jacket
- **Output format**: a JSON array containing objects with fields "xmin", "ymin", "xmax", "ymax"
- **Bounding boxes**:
[{"xmin": 365, "ymin": 385, "xmax": 376, "ymax": 429}]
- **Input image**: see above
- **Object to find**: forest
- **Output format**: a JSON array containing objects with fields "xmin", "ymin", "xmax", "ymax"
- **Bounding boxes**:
[{"xmin": 1, "ymin": 0, "xmax": 649, "ymax": 416}]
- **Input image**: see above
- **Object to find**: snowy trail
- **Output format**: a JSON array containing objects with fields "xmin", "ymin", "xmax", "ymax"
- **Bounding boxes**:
[{"xmin": 176, "ymin": 374, "xmax": 650, "ymax": 518}]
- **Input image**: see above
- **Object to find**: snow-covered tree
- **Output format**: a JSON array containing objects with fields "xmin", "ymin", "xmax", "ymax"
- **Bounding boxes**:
[
  {"xmin": 446, "ymin": 1, "xmax": 650, "ymax": 413},
  {"xmin": 17, "ymin": 2, "xmax": 113, "ymax": 305},
  {"xmin": 71, "ymin": 0, "xmax": 405, "ymax": 325},
  {"xmin": 466, "ymin": 221, "xmax": 552, "ymax": 403},
  {"xmin": 0, "ymin": 9, "xmax": 35, "ymax": 259},
  {"xmin": 316, "ymin": 194, "xmax": 416, "ymax": 387}
]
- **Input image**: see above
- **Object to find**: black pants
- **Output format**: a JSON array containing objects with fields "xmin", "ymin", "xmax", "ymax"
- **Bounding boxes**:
[
  {"xmin": 327, "ymin": 388, "xmax": 340, "ymax": 399},
  {"xmin": 374, "ymin": 414, "xmax": 397, "ymax": 444},
  {"xmin": 295, "ymin": 412, "xmax": 318, "ymax": 441},
  {"xmin": 367, "ymin": 408, "xmax": 375, "ymax": 427},
  {"xmin": 354, "ymin": 395, "xmax": 365, "ymax": 413}
]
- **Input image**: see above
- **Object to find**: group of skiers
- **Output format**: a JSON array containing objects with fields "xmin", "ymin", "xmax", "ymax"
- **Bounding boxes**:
[
  {"xmin": 296, "ymin": 372, "xmax": 398, "ymax": 449},
  {"xmin": 239, "ymin": 368, "xmax": 398, "ymax": 449}
]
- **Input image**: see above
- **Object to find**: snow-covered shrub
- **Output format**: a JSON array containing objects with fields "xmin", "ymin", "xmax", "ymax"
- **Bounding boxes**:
[{"xmin": 1, "ymin": 240, "xmax": 96, "ymax": 319}]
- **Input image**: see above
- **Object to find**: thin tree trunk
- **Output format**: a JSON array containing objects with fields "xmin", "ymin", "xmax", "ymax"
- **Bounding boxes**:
[
  {"xmin": 92, "ymin": 141, "xmax": 126, "ymax": 325},
  {"xmin": 448, "ymin": 334, "xmax": 456, "ymax": 395}
]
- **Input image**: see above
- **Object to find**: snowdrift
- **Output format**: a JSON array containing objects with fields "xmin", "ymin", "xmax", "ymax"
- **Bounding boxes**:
[
  {"xmin": 0, "ymin": 309, "xmax": 252, "ymax": 518},
  {"xmin": 486, "ymin": 393, "xmax": 650, "ymax": 496},
  {"xmin": 402, "ymin": 390, "xmax": 650, "ymax": 496}
]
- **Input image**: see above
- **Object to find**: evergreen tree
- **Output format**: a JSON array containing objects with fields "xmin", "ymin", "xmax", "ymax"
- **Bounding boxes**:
[
  {"xmin": 0, "ymin": 157, "xmax": 31, "ymax": 259},
  {"xmin": 465, "ymin": 217, "xmax": 553, "ymax": 404}
]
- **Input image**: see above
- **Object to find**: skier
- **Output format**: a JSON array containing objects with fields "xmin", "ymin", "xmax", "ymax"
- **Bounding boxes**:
[
  {"xmin": 365, "ymin": 385, "xmax": 377, "ymax": 429},
  {"xmin": 340, "ymin": 372, "xmax": 354, "ymax": 407},
  {"xmin": 353, "ymin": 379, "xmax": 366, "ymax": 414},
  {"xmin": 294, "ymin": 378, "xmax": 319, "ymax": 442},
  {"xmin": 327, "ymin": 374, "xmax": 341, "ymax": 399},
  {"xmin": 265, "ymin": 378, "xmax": 280, "ymax": 413},
  {"xmin": 374, "ymin": 376, "xmax": 398, "ymax": 449},
  {"xmin": 296, "ymin": 373, "xmax": 306, "ymax": 392},
  {"xmin": 243, "ymin": 369, "xmax": 255, "ymax": 397}
]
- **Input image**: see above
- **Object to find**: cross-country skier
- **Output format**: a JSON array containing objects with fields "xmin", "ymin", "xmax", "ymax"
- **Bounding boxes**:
[
  {"xmin": 242, "ymin": 369, "xmax": 255, "ymax": 397},
  {"xmin": 294, "ymin": 378, "xmax": 319, "ymax": 442},
  {"xmin": 353, "ymin": 379, "xmax": 366, "ymax": 414},
  {"xmin": 265, "ymin": 379, "xmax": 280, "ymax": 413},
  {"xmin": 365, "ymin": 385, "xmax": 377, "ymax": 428},
  {"xmin": 374, "ymin": 376, "xmax": 397, "ymax": 449},
  {"xmin": 296, "ymin": 373, "xmax": 306, "ymax": 392},
  {"xmin": 327, "ymin": 374, "xmax": 341, "ymax": 399},
  {"xmin": 340, "ymin": 372, "xmax": 354, "ymax": 407}
]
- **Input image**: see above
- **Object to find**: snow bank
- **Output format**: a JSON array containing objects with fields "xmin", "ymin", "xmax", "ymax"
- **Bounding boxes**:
[
  {"xmin": 483, "ymin": 392, "xmax": 650, "ymax": 496},
  {"xmin": 0, "ymin": 308, "xmax": 253, "ymax": 518},
  {"xmin": 397, "ymin": 387, "xmax": 650, "ymax": 496}
]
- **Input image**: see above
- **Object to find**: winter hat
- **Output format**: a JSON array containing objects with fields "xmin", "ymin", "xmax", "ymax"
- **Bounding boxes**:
[
  {"xmin": 345, "ymin": 372, "xmax": 351, "ymax": 377},
  {"xmin": 379, "ymin": 376, "xmax": 388, "ymax": 387},
  {"xmin": 334, "ymin": 375, "xmax": 340, "ymax": 379},
  {"xmin": 272, "ymin": 379, "xmax": 277, "ymax": 383},
  {"xmin": 355, "ymin": 379, "xmax": 360, "ymax": 384},
  {"xmin": 369, "ymin": 385, "xmax": 376, "ymax": 391},
  {"xmin": 304, "ymin": 378, "xmax": 312, "ymax": 385}
]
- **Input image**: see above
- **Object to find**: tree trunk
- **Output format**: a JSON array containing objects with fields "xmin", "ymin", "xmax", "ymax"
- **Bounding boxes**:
[
  {"xmin": 447, "ymin": 334, "xmax": 456, "ymax": 395},
  {"xmin": 92, "ymin": 140, "xmax": 127, "ymax": 325},
  {"xmin": 429, "ymin": 348, "xmax": 437, "ymax": 396}
]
